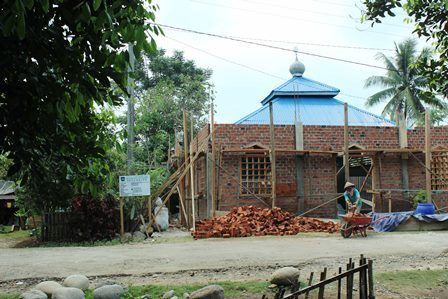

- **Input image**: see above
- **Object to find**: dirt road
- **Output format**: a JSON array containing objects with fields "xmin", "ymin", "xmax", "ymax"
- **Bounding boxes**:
[{"xmin": 1, "ymin": 231, "xmax": 448, "ymax": 289}]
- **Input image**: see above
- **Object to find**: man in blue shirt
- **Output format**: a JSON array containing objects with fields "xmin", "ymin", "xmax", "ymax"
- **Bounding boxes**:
[{"xmin": 344, "ymin": 182, "xmax": 362, "ymax": 214}]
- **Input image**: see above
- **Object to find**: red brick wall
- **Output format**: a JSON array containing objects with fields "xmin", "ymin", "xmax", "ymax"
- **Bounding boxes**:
[{"xmin": 211, "ymin": 124, "xmax": 448, "ymax": 217}]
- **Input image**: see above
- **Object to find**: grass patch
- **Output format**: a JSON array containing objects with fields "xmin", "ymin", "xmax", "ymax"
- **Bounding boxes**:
[
  {"xmin": 377, "ymin": 269, "xmax": 448, "ymax": 292},
  {"xmin": 119, "ymin": 281, "xmax": 271, "ymax": 299},
  {"xmin": 0, "ymin": 293, "xmax": 20, "ymax": 299},
  {"xmin": 0, "ymin": 226, "xmax": 31, "ymax": 240},
  {"xmin": 88, "ymin": 281, "xmax": 270, "ymax": 299}
]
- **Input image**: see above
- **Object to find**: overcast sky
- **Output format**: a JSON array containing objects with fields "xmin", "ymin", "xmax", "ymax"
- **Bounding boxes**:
[{"xmin": 151, "ymin": 0, "xmax": 422, "ymax": 123}]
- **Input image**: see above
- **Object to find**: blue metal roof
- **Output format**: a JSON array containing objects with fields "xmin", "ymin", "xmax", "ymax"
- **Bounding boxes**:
[
  {"xmin": 235, "ymin": 97, "xmax": 395, "ymax": 126},
  {"xmin": 261, "ymin": 76, "xmax": 340, "ymax": 105}
]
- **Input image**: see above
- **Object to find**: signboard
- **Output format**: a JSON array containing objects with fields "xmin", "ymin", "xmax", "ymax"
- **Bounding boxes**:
[{"xmin": 119, "ymin": 175, "xmax": 151, "ymax": 197}]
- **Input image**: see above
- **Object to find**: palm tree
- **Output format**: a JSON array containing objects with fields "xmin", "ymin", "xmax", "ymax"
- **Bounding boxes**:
[{"xmin": 365, "ymin": 38, "xmax": 445, "ymax": 126}]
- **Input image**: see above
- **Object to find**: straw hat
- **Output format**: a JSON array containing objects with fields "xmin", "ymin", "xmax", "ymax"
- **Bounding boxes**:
[{"xmin": 344, "ymin": 182, "xmax": 355, "ymax": 190}]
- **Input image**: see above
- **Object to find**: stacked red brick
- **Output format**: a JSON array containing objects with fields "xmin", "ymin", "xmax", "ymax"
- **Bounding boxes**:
[{"xmin": 193, "ymin": 206, "xmax": 340, "ymax": 239}]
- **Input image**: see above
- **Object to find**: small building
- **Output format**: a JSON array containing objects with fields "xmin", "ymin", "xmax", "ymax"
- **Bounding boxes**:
[
  {"xmin": 0, "ymin": 180, "xmax": 16, "ymax": 225},
  {"xmin": 164, "ymin": 57, "xmax": 448, "ymax": 222}
]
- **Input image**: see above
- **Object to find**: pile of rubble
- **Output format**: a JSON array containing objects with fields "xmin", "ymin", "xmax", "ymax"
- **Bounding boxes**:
[{"xmin": 193, "ymin": 206, "xmax": 340, "ymax": 239}]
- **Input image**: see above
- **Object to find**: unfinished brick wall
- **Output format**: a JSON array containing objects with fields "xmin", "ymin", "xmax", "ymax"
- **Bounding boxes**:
[{"xmin": 211, "ymin": 124, "xmax": 448, "ymax": 218}]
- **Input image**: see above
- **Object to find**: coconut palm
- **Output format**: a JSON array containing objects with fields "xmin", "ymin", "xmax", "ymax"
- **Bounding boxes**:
[{"xmin": 365, "ymin": 38, "xmax": 445, "ymax": 126}]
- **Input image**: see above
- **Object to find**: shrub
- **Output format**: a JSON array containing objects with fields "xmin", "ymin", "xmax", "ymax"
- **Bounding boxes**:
[{"xmin": 69, "ymin": 194, "xmax": 119, "ymax": 242}]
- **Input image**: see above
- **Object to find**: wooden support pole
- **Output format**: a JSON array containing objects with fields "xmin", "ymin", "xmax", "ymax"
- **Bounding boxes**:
[
  {"xmin": 148, "ymin": 197, "xmax": 152, "ymax": 225},
  {"xmin": 425, "ymin": 110, "xmax": 432, "ymax": 203},
  {"xmin": 344, "ymin": 103, "xmax": 350, "ymax": 182},
  {"xmin": 372, "ymin": 155, "xmax": 377, "ymax": 212},
  {"xmin": 269, "ymin": 102, "xmax": 277, "ymax": 208},
  {"xmin": 182, "ymin": 110, "xmax": 188, "ymax": 225},
  {"xmin": 190, "ymin": 116, "xmax": 196, "ymax": 230},
  {"xmin": 120, "ymin": 198, "xmax": 124, "ymax": 237},
  {"xmin": 211, "ymin": 102, "xmax": 216, "ymax": 217},
  {"xmin": 177, "ymin": 186, "xmax": 189, "ymax": 227}
]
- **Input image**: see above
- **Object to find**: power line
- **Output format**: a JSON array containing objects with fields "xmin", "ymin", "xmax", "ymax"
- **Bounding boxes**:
[
  {"xmin": 153, "ymin": 23, "xmax": 390, "ymax": 71},
  {"xmin": 188, "ymin": 0, "xmax": 408, "ymax": 38},
  {"xmin": 163, "ymin": 27, "xmax": 394, "ymax": 52},
  {"xmin": 240, "ymin": 0, "xmax": 409, "ymax": 29},
  {"xmin": 166, "ymin": 36, "xmax": 286, "ymax": 81},
  {"xmin": 164, "ymin": 35, "xmax": 371, "ymax": 103}
]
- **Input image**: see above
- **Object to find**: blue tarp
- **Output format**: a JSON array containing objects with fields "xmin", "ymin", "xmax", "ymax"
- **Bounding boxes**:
[{"xmin": 369, "ymin": 211, "xmax": 448, "ymax": 232}]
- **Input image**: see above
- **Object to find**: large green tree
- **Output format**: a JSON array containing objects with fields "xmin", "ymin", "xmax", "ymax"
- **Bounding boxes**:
[
  {"xmin": 365, "ymin": 39, "xmax": 445, "ymax": 125},
  {"xmin": 0, "ymin": 0, "xmax": 161, "ymax": 182},
  {"xmin": 362, "ymin": 0, "xmax": 448, "ymax": 99},
  {"xmin": 131, "ymin": 50, "xmax": 213, "ymax": 169}
]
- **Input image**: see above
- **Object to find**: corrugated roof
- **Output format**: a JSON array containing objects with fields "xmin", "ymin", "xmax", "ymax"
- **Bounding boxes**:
[
  {"xmin": 261, "ymin": 76, "xmax": 340, "ymax": 105},
  {"xmin": 235, "ymin": 97, "xmax": 395, "ymax": 126}
]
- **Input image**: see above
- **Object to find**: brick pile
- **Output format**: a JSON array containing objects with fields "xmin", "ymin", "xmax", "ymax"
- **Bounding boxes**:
[{"xmin": 193, "ymin": 206, "xmax": 340, "ymax": 239}]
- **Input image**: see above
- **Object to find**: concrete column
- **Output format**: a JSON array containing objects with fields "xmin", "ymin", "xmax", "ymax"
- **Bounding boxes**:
[{"xmin": 295, "ymin": 121, "xmax": 305, "ymax": 213}]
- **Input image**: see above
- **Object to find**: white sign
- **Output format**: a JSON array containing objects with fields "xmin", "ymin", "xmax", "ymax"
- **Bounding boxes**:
[{"xmin": 119, "ymin": 175, "xmax": 151, "ymax": 197}]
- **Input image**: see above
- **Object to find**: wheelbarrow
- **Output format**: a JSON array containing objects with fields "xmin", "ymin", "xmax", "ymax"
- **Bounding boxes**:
[{"xmin": 340, "ymin": 208, "xmax": 372, "ymax": 238}]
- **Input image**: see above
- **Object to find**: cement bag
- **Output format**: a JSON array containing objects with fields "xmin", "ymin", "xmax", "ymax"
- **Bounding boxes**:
[
  {"xmin": 154, "ymin": 206, "xmax": 169, "ymax": 231},
  {"xmin": 155, "ymin": 197, "xmax": 163, "ymax": 207}
]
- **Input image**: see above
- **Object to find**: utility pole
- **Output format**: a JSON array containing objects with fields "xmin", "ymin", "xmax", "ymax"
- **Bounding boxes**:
[{"xmin": 126, "ymin": 43, "xmax": 135, "ymax": 173}]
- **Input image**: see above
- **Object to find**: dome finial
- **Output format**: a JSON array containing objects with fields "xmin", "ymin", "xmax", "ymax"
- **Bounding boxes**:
[{"xmin": 289, "ymin": 47, "xmax": 305, "ymax": 77}]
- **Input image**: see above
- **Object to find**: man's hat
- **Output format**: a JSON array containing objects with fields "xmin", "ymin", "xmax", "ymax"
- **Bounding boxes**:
[{"xmin": 344, "ymin": 182, "xmax": 355, "ymax": 190}]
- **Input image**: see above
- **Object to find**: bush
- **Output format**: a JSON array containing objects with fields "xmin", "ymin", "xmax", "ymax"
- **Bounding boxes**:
[
  {"xmin": 412, "ymin": 190, "xmax": 427, "ymax": 209},
  {"xmin": 69, "ymin": 194, "xmax": 119, "ymax": 242}
]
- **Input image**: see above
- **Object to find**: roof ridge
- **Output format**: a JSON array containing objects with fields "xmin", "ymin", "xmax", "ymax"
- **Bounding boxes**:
[
  {"xmin": 333, "ymin": 98, "xmax": 395, "ymax": 125},
  {"xmin": 300, "ymin": 77, "xmax": 340, "ymax": 92}
]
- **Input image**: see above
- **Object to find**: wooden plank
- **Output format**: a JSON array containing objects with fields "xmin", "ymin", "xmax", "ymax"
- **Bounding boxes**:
[
  {"xmin": 269, "ymin": 102, "xmax": 277, "ymax": 208},
  {"xmin": 425, "ymin": 110, "xmax": 432, "ymax": 202},
  {"xmin": 344, "ymin": 103, "xmax": 350, "ymax": 182}
]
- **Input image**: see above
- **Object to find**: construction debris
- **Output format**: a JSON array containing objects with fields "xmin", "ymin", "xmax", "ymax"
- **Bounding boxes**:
[{"xmin": 193, "ymin": 206, "xmax": 340, "ymax": 239}]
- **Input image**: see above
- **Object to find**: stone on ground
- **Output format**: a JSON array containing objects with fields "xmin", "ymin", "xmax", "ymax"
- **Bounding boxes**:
[
  {"xmin": 52, "ymin": 287, "xmax": 85, "ymax": 299},
  {"xmin": 189, "ymin": 285, "xmax": 224, "ymax": 299},
  {"xmin": 63, "ymin": 274, "xmax": 89, "ymax": 290},
  {"xmin": 270, "ymin": 267, "xmax": 300, "ymax": 286},
  {"xmin": 93, "ymin": 284, "xmax": 125, "ymax": 299},
  {"xmin": 121, "ymin": 232, "xmax": 132, "ymax": 242},
  {"xmin": 183, "ymin": 293, "xmax": 190, "ymax": 299},
  {"xmin": 162, "ymin": 290, "xmax": 175, "ymax": 299},
  {"xmin": 19, "ymin": 289, "xmax": 48, "ymax": 299},
  {"xmin": 133, "ymin": 231, "xmax": 146, "ymax": 241},
  {"xmin": 34, "ymin": 281, "xmax": 63, "ymax": 296}
]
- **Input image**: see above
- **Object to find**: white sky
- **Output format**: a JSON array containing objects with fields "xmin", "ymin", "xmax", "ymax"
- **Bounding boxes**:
[{"xmin": 151, "ymin": 0, "xmax": 423, "ymax": 124}]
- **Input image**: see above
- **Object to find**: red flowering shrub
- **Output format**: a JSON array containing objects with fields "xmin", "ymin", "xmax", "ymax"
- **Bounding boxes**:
[{"xmin": 69, "ymin": 194, "xmax": 119, "ymax": 242}]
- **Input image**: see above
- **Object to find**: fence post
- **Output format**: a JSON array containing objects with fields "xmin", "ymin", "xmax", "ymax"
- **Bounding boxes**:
[
  {"xmin": 318, "ymin": 267, "xmax": 327, "ymax": 299},
  {"xmin": 305, "ymin": 272, "xmax": 314, "ymax": 299},
  {"xmin": 368, "ymin": 259, "xmax": 375, "ymax": 299},
  {"xmin": 347, "ymin": 259, "xmax": 353, "ymax": 299},
  {"xmin": 337, "ymin": 266, "xmax": 342, "ymax": 299},
  {"xmin": 359, "ymin": 255, "xmax": 365, "ymax": 299}
]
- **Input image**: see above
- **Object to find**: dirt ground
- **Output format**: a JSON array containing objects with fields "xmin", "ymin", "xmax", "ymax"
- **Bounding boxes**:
[{"xmin": 1, "ymin": 230, "xmax": 448, "ymax": 295}]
